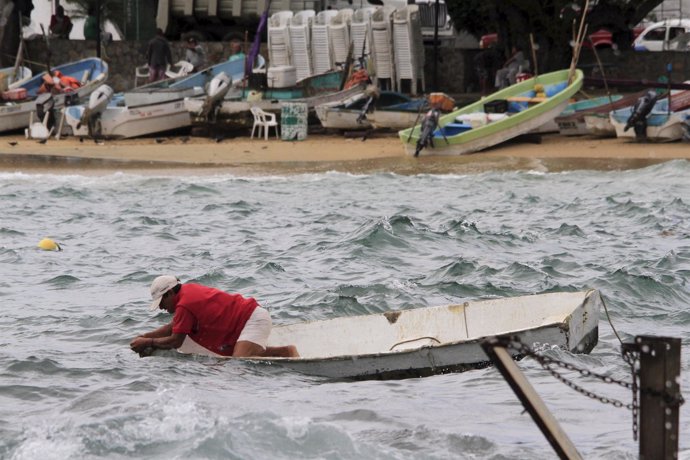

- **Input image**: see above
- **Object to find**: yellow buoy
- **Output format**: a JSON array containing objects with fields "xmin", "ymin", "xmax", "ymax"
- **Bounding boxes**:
[{"xmin": 38, "ymin": 238, "xmax": 62, "ymax": 251}]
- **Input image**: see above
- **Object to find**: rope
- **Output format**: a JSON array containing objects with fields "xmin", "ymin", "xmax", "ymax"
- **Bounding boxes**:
[
  {"xmin": 601, "ymin": 295, "xmax": 624, "ymax": 346},
  {"xmin": 389, "ymin": 336, "xmax": 441, "ymax": 351}
]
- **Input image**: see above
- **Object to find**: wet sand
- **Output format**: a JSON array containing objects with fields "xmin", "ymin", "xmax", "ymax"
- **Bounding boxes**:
[{"xmin": 0, "ymin": 132, "xmax": 688, "ymax": 175}]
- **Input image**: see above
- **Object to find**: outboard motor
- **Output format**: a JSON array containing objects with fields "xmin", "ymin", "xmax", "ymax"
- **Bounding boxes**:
[
  {"xmin": 77, "ymin": 84, "xmax": 114, "ymax": 138},
  {"xmin": 624, "ymin": 89, "xmax": 658, "ymax": 141},
  {"xmin": 35, "ymin": 93, "xmax": 56, "ymax": 131},
  {"xmin": 356, "ymin": 85, "xmax": 380, "ymax": 125},
  {"xmin": 414, "ymin": 107, "xmax": 441, "ymax": 157},
  {"xmin": 200, "ymin": 72, "xmax": 231, "ymax": 121}
]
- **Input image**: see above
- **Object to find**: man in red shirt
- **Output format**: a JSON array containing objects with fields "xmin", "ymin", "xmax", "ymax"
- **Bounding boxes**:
[{"xmin": 130, "ymin": 275, "xmax": 298, "ymax": 358}]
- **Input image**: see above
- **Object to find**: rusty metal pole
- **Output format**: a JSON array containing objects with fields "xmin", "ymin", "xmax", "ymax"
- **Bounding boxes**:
[
  {"xmin": 636, "ymin": 336, "xmax": 681, "ymax": 460},
  {"xmin": 482, "ymin": 338, "xmax": 583, "ymax": 460}
]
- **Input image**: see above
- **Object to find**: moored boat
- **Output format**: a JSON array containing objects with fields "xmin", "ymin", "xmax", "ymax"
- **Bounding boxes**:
[
  {"xmin": 555, "ymin": 95, "xmax": 624, "ymax": 136},
  {"xmin": 0, "ymin": 58, "xmax": 108, "ymax": 134},
  {"xmin": 63, "ymin": 58, "xmax": 256, "ymax": 139},
  {"xmin": 315, "ymin": 89, "xmax": 427, "ymax": 130},
  {"xmin": 399, "ymin": 69, "xmax": 583, "ymax": 156},
  {"xmin": 170, "ymin": 289, "xmax": 601, "ymax": 380},
  {"xmin": 610, "ymin": 89, "xmax": 690, "ymax": 142}
]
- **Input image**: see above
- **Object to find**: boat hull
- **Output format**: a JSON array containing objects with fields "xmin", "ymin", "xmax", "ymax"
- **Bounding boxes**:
[
  {"xmin": 399, "ymin": 69, "xmax": 583, "ymax": 156},
  {"xmin": 583, "ymin": 113, "xmax": 616, "ymax": 137},
  {"xmin": 66, "ymin": 99, "xmax": 192, "ymax": 139},
  {"xmin": 174, "ymin": 289, "xmax": 602, "ymax": 380}
]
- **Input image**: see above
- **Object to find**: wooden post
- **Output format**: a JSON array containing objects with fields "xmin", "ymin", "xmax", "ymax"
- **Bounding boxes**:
[
  {"xmin": 482, "ymin": 338, "xmax": 583, "ymax": 460},
  {"xmin": 636, "ymin": 336, "xmax": 681, "ymax": 460}
]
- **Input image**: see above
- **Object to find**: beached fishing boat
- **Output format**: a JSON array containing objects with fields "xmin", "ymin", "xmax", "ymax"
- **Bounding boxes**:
[
  {"xmin": 555, "ymin": 95, "xmax": 624, "ymax": 136},
  {"xmin": 0, "ymin": 58, "xmax": 108, "ymax": 134},
  {"xmin": 316, "ymin": 90, "xmax": 428, "ymax": 130},
  {"xmin": 610, "ymin": 89, "xmax": 690, "ymax": 142},
  {"xmin": 63, "ymin": 57, "xmax": 259, "ymax": 139},
  {"xmin": 184, "ymin": 69, "xmax": 367, "ymax": 128},
  {"xmin": 171, "ymin": 290, "xmax": 601, "ymax": 380},
  {"xmin": 1, "ymin": 65, "xmax": 32, "ymax": 88},
  {"xmin": 399, "ymin": 69, "xmax": 583, "ymax": 156}
]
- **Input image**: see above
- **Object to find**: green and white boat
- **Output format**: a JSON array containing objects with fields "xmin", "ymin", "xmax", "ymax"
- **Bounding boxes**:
[{"xmin": 399, "ymin": 69, "xmax": 584, "ymax": 156}]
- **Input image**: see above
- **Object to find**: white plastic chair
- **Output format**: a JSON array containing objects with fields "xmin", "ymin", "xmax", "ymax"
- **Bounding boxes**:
[
  {"xmin": 165, "ymin": 60, "xmax": 194, "ymax": 79},
  {"xmin": 134, "ymin": 65, "xmax": 148, "ymax": 87},
  {"xmin": 250, "ymin": 107, "xmax": 279, "ymax": 140}
]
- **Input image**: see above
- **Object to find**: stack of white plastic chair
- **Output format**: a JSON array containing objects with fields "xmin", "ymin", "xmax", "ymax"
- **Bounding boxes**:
[
  {"xmin": 311, "ymin": 9, "xmax": 339, "ymax": 75},
  {"xmin": 328, "ymin": 9, "xmax": 353, "ymax": 68},
  {"xmin": 289, "ymin": 10, "xmax": 316, "ymax": 81},
  {"xmin": 268, "ymin": 11, "xmax": 294, "ymax": 68},
  {"xmin": 393, "ymin": 5, "xmax": 425, "ymax": 95},
  {"xmin": 351, "ymin": 7, "xmax": 376, "ymax": 64},
  {"xmin": 370, "ymin": 6, "xmax": 396, "ymax": 91}
]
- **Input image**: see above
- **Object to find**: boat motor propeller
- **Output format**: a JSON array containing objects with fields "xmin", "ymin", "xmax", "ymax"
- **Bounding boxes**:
[
  {"xmin": 414, "ymin": 107, "xmax": 441, "ymax": 157},
  {"xmin": 624, "ymin": 89, "xmax": 658, "ymax": 140},
  {"xmin": 201, "ymin": 72, "xmax": 232, "ymax": 121}
]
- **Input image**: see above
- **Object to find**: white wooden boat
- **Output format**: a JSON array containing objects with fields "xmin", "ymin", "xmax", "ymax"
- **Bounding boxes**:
[
  {"xmin": 173, "ymin": 290, "xmax": 602, "ymax": 380},
  {"xmin": 0, "ymin": 58, "xmax": 108, "ymax": 134},
  {"xmin": 64, "ymin": 59, "xmax": 251, "ymax": 139},
  {"xmin": 1, "ymin": 65, "xmax": 32, "ymax": 88}
]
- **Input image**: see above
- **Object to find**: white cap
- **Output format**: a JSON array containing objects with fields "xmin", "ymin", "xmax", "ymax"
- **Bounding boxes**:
[{"xmin": 149, "ymin": 275, "xmax": 180, "ymax": 310}]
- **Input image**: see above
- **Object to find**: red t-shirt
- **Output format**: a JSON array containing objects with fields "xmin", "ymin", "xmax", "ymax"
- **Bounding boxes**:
[{"xmin": 171, "ymin": 283, "xmax": 258, "ymax": 356}]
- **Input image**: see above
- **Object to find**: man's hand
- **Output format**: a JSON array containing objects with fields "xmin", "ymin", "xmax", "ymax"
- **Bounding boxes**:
[{"xmin": 130, "ymin": 336, "xmax": 154, "ymax": 357}]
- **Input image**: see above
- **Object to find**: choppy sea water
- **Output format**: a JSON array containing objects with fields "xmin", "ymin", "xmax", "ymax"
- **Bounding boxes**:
[{"xmin": 1, "ymin": 160, "xmax": 689, "ymax": 459}]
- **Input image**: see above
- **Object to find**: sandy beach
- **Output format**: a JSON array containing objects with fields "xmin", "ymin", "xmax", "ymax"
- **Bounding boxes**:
[{"xmin": 1, "ymin": 131, "xmax": 689, "ymax": 174}]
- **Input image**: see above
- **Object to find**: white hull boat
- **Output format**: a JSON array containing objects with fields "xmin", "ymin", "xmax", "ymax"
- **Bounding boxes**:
[
  {"xmin": 0, "ymin": 58, "xmax": 108, "ymax": 134},
  {"xmin": 64, "ymin": 59, "xmax": 254, "ymax": 139},
  {"xmin": 171, "ymin": 289, "xmax": 602, "ymax": 380}
]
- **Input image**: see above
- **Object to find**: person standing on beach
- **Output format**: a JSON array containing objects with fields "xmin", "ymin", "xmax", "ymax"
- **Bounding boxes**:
[
  {"xmin": 130, "ymin": 275, "xmax": 299, "ymax": 358},
  {"xmin": 145, "ymin": 29, "xmax": 172, "ymax": 83},
  {"xmin": 185, "ymin": 37, "xmax": 205, "ymax": 72}
]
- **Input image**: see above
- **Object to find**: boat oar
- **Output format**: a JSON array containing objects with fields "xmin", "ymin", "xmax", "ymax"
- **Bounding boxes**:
[
  {"xmin": 406, "ymin": 97, "xmax": 427, "ymax": 143},
  {"xmin": 529, "ymin": 33, "xmax": 539, "ymax": 80}
]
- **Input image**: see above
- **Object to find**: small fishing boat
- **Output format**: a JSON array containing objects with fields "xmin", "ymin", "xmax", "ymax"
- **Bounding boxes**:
[
  {"xmin": 0, "ymin": 58, "xmax": 108, "ymax": 134},
  {"xmin": 171, "ymin": 289, "xmax": 601, "ymax": 380},
  {"xmin": 63, "ymin": 57, "xmax": 258, "ymax": 139},
  {"xmin": 571, "ymin": 91, "xmax": 647, "ymax": 137},
  {"xmin": 316, "ymin": 90, "xmax": 428, "ymax": 130},
  {"xmin": 610, "ymin": 89, "xmax": 690, "ymax": 142},
  {"xmin": 399, "ymin": 69, "xmax": 583, "ymax": 156},
  {"xmin": 184, "ymin": 69, "xmax": 367, "ymax": 127},
  {"xmin": 555, "ymin": 95, "xmax": 624, "ymax": 136},
  {"xmin": 0, "ymin": 65, "xmax": 32, "ymax": 88}
]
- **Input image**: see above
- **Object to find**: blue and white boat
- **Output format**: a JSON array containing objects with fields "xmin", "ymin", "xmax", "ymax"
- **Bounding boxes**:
[
  {"xmin": 610, "ymin": 90, "xmax": 690, "ymax": 142},
  {"xmin": 64, "ymin": 57, "xmax": 262, "ymax": 139},
  {"xmin": 0, "ymin": 58, "xmax": 108, "ymax": 134}
]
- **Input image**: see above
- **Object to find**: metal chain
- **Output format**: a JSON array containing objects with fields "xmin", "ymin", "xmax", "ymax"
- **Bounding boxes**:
[
  {"xmin": 496, "ymin": 336, "xmax": 634, "ymax": 409},
  {"xmin": 622, "ymin": 348, "xmax": 640, "ymax": 441}
]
